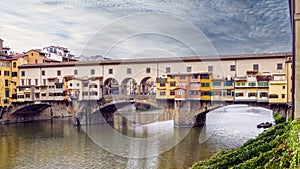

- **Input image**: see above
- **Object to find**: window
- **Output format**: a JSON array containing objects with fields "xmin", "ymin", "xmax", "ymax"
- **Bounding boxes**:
[
  {"xmin": 260, "ymin": 92, "xmax": 268, "ymax": 98},
  {"xmin": 90, "ymin": 91, "xmax": 98, "ymax": 96},
  {"xmin": 28, "ymin": 79, "xmax": 31, "ymax": 86},
  {"xmin": 224, "ymin": 81, "xmax": 233, "ymax": 86},
  {"xmin": 277, "ymin": 63, "xmax": 283, "ymax": 70},
  {"xmin": 13, "ymin": 62, "xmax": 16, "ymax": 68},
  {"xmin": 283, "ymin": 85, "xmax": 286, "ymax": 89},
  {"xmin": 21, "ymin": 71, "xmax": 25, "ymax": 76},
  {"xmin": 41, "ymin": 70, "xmax": 45, "ymax": 76},
  {"xmin": 127, "ymin": 68, "xmax": 132, "ymax": 74},
  {"xmin": 160, "ymin": 91, "xmax": 166, "ymax": 96},
  {"xmin": 160, "ymin": 83, "xmax": 166, "ymax": 87},
  {"xmin": 170, "ymin": 82, "xmax": 176, "ymax": 87},
  {"xmin": 253, "ymin": 64, "xmax": 259, "ymax": 71},
  {"xmin": 190, "ymin": 82, "xmax": 199, "ymax": 87},
  {"xmin": 282, "ymin": 94, "xmax": 285, "ymax": 99},
  {"xmin": 56, "ymin": 85, "xmax": 63, "ymax": 89},
  {"xmin": 83, "ymin": 82, "xmax": 88, "ymax": 87},
  {"xmin": 35, "ymin": 79, "xmax": 38, "ymax": 85},
  {"xmin": 230, "ymin": 65, "xmax": 236, "ymax": 71},
  {"xmin": 5, "ymin": 80, "xmax": 8, "ymax": 86},
  {"xmin": 180, "ymin": 76, "xmax": 185, "ymax": 80},
  {"xmin": 166, "ymin": 67, "xmax": 171, "ymax": 73},
  {"xmin": 82, "ymin": 92, "xmax": 89, "ymax": 96},
  {"xmin": 248, "ymin": 92, "xmax": 257, "ymax": 97},
  {"xmin": 74, "ymin": 70, "xmax": 78, "ymax": 75},
  {"xmin": 212, "ymin": 81, "xmax": 221, "ymax": 86},
  {"xmin": 4, "ymin": 71, "xmax": 9, "ymax": 76},
  {"xmin": 248, "ymin": 82, "xmax": 256, "ymax": 87},
  {"xmin": 269, "ymin": 94, "xmax": 278, "ymax": 98},
  {"xmin": 5, "ymin": 89, "xmax": 9, "ymax": 97},
  {"xmin": 57, "ymin": 70, "xmax": 61, "ymax": 76},
  {"xmin": 21, "ymin": 79, "xmax": 25, "ymax": 86},
  {"xmin": 69, "ymin": 83, "xmax": 73, "ymax": 87},
  {"xmin": 35, "ymin": 59, "xmax": 38, "ymax": 64},
  {"xmin": 170, "ymin": 91, "xmax": 175, "ymax": 96},
  {"xmin": 201, "ymin": 91, "xmax": 211, "ymax": 96},
  {"xmin": 208, "ymin": 66, "xmax": 213, "ymax": 72},
  {"xmin": 12, "ymin": 72, "xmax": 17, "ymax": 77},
  {"xmin": 77, "ymin": 83, "xmax": 80, "ymax": 87},
  {"xmin": 192, "ymin": 74, "xmax": 198, "ymax": 79},
  {"xmin": 109, "ymin": 69, "xmax": 113, "ymax": 74},
  {"xmin": 91, "ymin": 69, "xmax": 95, "ymax": 75},
  {"xmin": 146, "ymin": 67, "xmax": 151, "ymax": 73},
  {"xmin": 177, "ymin": 91, "xmax": 183, "ymax": 95},
  {"xmin": 200, "ymin": 74, "xmax": 209, "ymax": 79},
  {"xmin": 187, "ymin": 66, "xmax": 192, "ymax": 72},
  {"xmin": 258, "ymin": 81, "xmax": 268, "ymax": 87},
  {"xmin": 6, "ymin": 62, "xmax": 10, "ymax": 67},
  {"xmin": 25, "ymin": 94, "xmax": 30, "ymax": 98},
  {"xmin": 235, "ymin": 92, "xmax": 244, "ymax": 97},
  {"xmin": 201, "ymin": 83, "xmax": 210, "ymax": 87},
  {"xmin": 43, "ymin": 79, "xmax": 46, "ymax": 85}
]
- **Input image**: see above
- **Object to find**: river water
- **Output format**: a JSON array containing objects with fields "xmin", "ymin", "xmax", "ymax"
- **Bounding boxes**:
[{"xmin": 0, "ymin": 105, "xmax": 273, "ymax": 169}]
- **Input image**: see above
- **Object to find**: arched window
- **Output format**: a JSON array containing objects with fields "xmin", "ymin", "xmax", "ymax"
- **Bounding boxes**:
[{"xmin": 13, "ymin": 62, "xmax": 16, "ymax": 68}]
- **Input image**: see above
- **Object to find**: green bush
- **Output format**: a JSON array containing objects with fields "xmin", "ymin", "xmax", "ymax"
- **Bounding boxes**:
[
  {"xmin": 273, "ymin": 112, "xmax": 286, "ymax": 124},
  {"xmin": 192, "ymin": 119, "xmax": 300, "ymax": 169}
]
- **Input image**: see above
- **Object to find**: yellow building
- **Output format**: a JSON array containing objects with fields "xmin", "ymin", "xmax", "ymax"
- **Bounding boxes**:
[
  {"xmin": 156, "ymin": 75, "xmax": 177, "ymax": 99},
  {"xmin": 24, "ymin": 50, "xmax": 46, "ymax": 64},
  {"xmin": 269, "ymin": 73, "xmax": 287, "ymax": 104},
  {"xmin": 200, "ymin": 73, "xmax": 212, "ymax": 101},
  {"xmin": 0, "ymin": 58, "xmax": 11, "ymax": 107}
]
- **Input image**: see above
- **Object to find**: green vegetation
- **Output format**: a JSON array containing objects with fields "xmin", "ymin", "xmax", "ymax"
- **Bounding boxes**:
[
  {"xmin": 273, "ymin": 112, "xmax": 286, "ymax": 124},
  {"xmin": 192, "ymin": 119, "xmax": 300, "ymax": 169}
]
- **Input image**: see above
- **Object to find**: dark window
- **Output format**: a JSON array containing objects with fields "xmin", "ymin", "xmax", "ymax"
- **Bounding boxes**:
[
  {"xmin": 253, "ymin": 64, "xmax": 259, "ymax": 71},
  {"xmin": 127, "ymin": 68, "xmax": 132, "ymax": 74},
  {"xmin": 41, "ymin": 70, "xmax": 45, "ymax": 76},
  {"xmin": 74, "ymin": 70, "xmax": 78, "ymax": 75},
  {"xmin": 200, "ymin": 74, "xmax": 210, "ymax": 79},
  {"xmin": 83, "ymin": 82, "xmax": 88, "ymax": 87},
  {"xmin": 160, "ymin": 92, "xmax": 166, "ymax": 96},
  {"xmin": 4, "ymin": 71, "xmax": 9, "ymax": 76},
  {"xmin": 224, "ymin": 81, "xmax": 233, "ymax": 86},
  {"xmin": 21, "ymin": 71, "xmax": 25, "ymax": 76},
  {"xmin": 21, "ymin": 79, "xmax": 25, "ymax": 86},
  {"xmin": 35, "ymin": 79, "xmax": 38, "ymax": 85},
  {"xmin": 160, "ymin": 83, "xmax": 166, "ymax": 87},
  {"xmin": 208, "ymin": 66, "xmax": 213, "ymax": 72},
  {"xmin": 146, "ymin": 67, "xmax": 151, "ymax": 73},
  {"xmin": 5, "ymin": 80, "xmax": 8, "ymax": 86},
  {"xmin": 269, "ymin": 94, "xmax": 278, "ymax": 98},
  {"xmin": 5, "ymin": 89, "xmax": 9, "ymax": 97},
  {"xmin": 109, "ymin": 69, "xmax": 113, "ymax": 74},
  {"xmin": 282, "ymin": 94, "xmax": 285, "ymax": 99},
  {"xmin": 57, "ymin": 70, "xmax": 61, "ymax": 76},
  {"xmin": 170, "ymin": 91, "xmax": 175, "ymax": 95},
  {"xmin": 170, "ymin": 82, "xmax": 176, "ymax": 87},
  {"xmin": 28, "ymin": 79, "xmax": 31, "ymax": 86},
  {"xmin": 230, "ymin": 65, "xmax": 235, "ymax": 71},
  {"xmin": 187, "ymin": 66, "xmax": 192, "ymax": 72},
  {"xmin": 212, "ymin": 81, "xmax": 221, "ymax": 86},
  {"xmin": 166, "ymin": 67, "xmax": 171, "ymax": 73},
  {"xmin": 43, "ymin": 79, "xmax": 46, "ymax": 85},
  {"xmin": 91, "ymin": 69, "xmax": 95, "ymax": 75},
  {"xmin": 277, "ymin": 63, "xmax": 283, "ymax": 70},
  {"xmin": 12, "ymin": 72, "xmax": 17, "ymax": 77},
  {"xmin": 13, "ymin": 62, "xmax": 16, "ymax": 68}
]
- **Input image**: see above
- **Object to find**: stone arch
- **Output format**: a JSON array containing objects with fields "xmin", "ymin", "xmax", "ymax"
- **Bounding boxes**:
[
  {"xmin": 104, "ymin": 78, "xmax": 119, "ymax": 95},
  {"xmin": 121, "ymin": 78, "xmax": 137, "ymax": 95},
  {"xmin": 140, "ymin": 77, "xmax": 155, "ymax": 95}
]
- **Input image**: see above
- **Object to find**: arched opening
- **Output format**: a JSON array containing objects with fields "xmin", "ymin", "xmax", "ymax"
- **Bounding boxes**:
[
  {"xmin": 121, "ymin": 78, "xmax": 137, "ymax": 95},
  {"xmin": 104, "ymin": 78, "xmax": 119, "ymax": 95},
  {"xmin": 140, "ymin": 77, "xmax": 155, "ymax": 95}
]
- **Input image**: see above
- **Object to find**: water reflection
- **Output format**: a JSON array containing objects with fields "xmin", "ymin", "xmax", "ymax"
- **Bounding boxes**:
[{"xmin": 0, "ymin": 105, "xmax": 273, "ymax": 169}]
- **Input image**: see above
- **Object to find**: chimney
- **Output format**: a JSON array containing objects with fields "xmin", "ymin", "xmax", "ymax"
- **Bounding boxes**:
[{"xmin": 0, "ymin": 39, "xmax": 3, "ymax": 54}]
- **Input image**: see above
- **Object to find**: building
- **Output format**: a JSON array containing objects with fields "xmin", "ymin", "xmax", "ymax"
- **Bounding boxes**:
[
  {"xmin": 42, "ymin": 46, "xmax": 76, "ymax": 62},
  {"xmin": 268, "ymin": 73, "xmax": 287, "ymax": 104}
]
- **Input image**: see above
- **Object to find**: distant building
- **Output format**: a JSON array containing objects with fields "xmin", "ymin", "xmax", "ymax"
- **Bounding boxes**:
[{"xmin": 42, "ymin": 46, "xmax": 77, "ymax": 62}]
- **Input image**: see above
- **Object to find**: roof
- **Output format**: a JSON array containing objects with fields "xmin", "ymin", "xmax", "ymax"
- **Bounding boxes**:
[{"xmin": 18, "ymin": 52, "xmax": 292, "ymax": 69}]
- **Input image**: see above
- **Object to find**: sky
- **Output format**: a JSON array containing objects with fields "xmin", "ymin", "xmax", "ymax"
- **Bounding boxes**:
[{"xmin": 0, "ymin": 0, "xmax": 292, "ymax": 59}]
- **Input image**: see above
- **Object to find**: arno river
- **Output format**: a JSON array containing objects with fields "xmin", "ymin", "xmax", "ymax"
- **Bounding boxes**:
[{"xmin": 0, "ymin": 105, "xmax": 273, "ymax": 169}]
